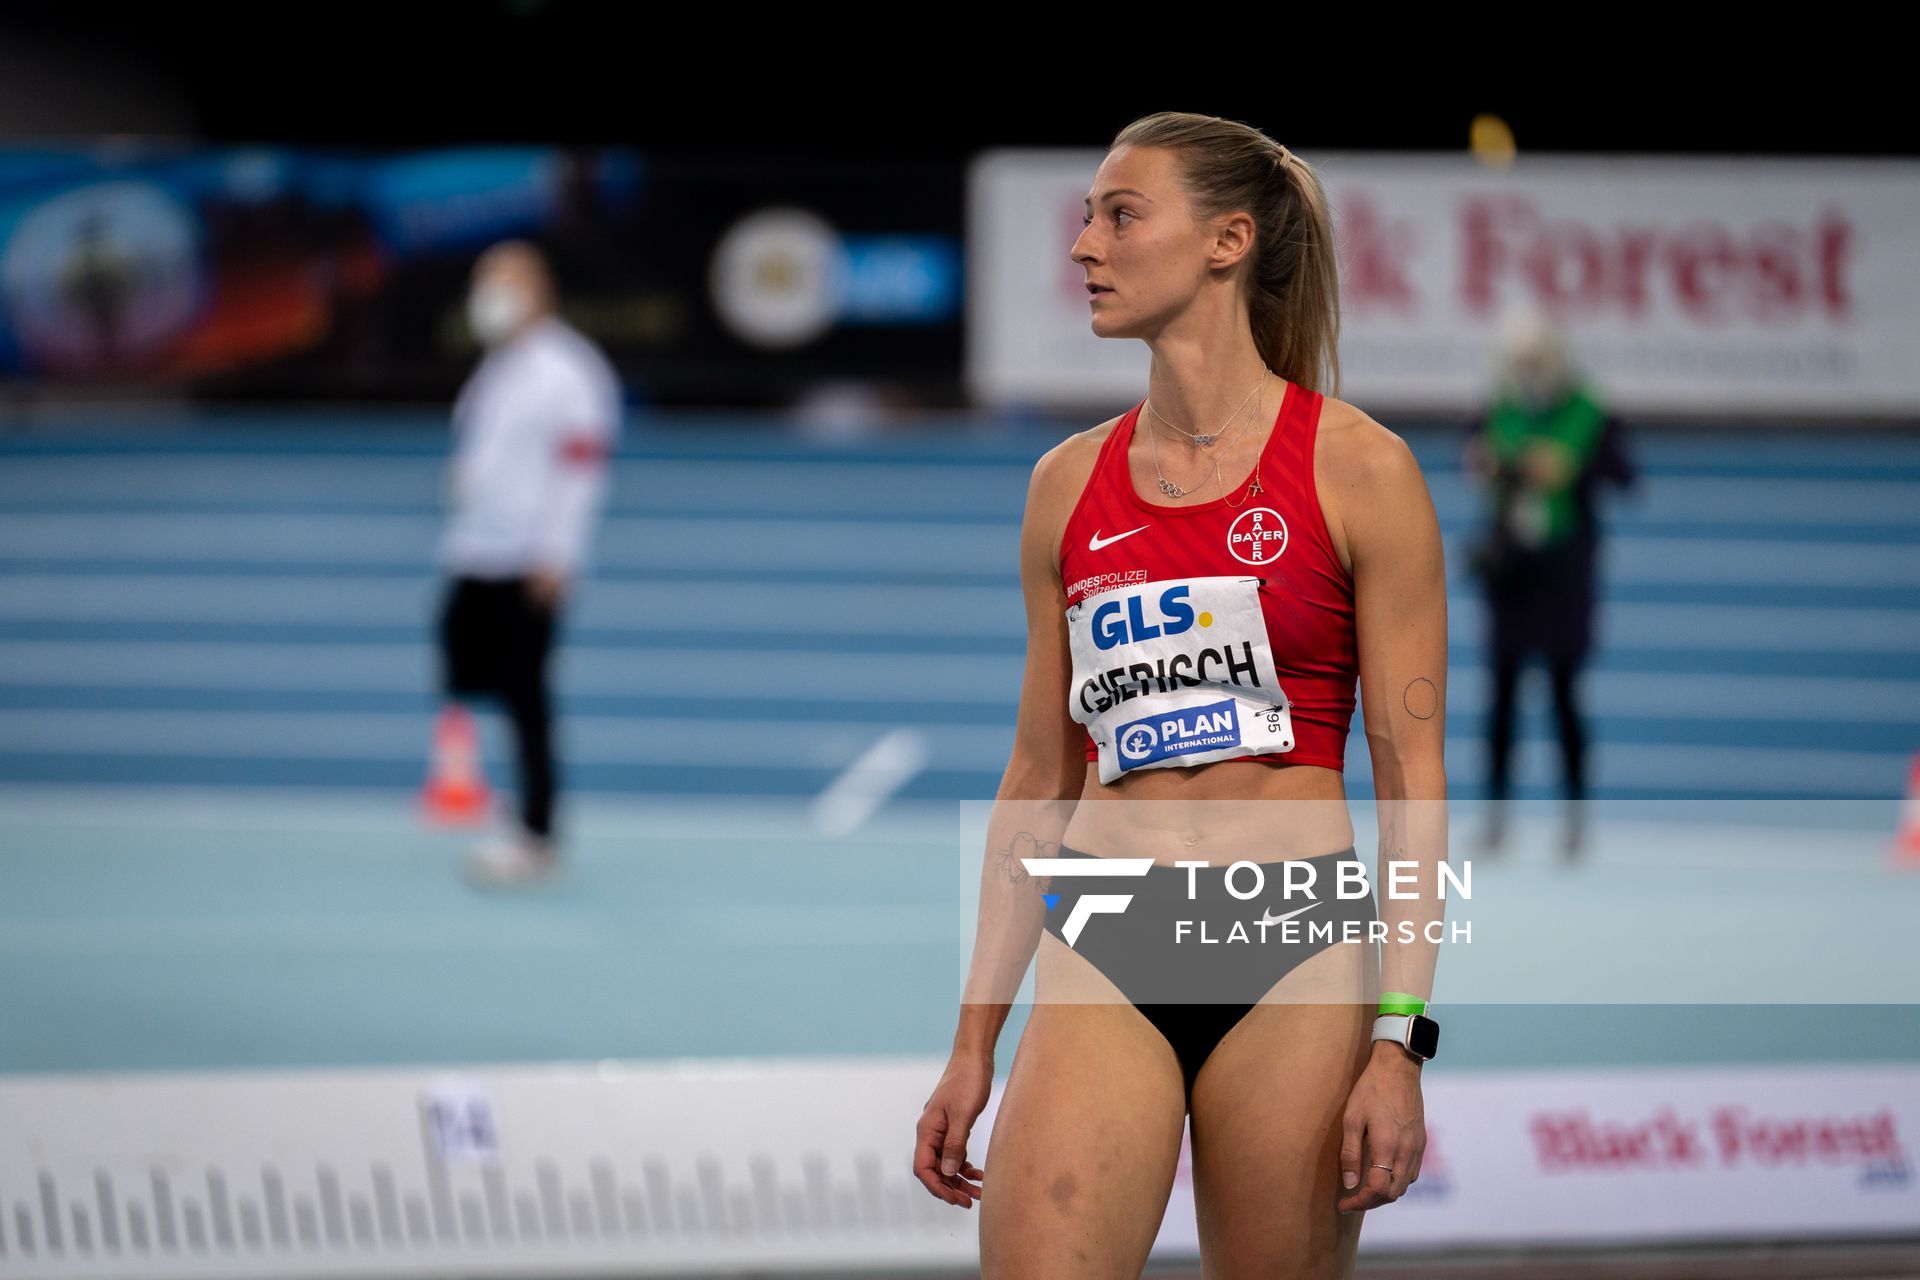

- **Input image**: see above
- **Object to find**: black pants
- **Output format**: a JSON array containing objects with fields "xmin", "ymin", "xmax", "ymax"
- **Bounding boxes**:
[
  {"xmin": 435, "ymin": 575, "xmax": 558, "ymax": 840},
  {"xmin": 1486, "ymin": 649, "xmax": 1587, "ymax": 804}
]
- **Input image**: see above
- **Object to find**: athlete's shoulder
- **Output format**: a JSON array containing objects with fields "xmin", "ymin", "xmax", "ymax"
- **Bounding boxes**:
[
  {"xmin": 1313, "ymin": 392, "xmax": 1422, "ymax": 494},
  {"xmin": 1313, "ymin": 394, "xmax": 1435, "ymax": 579},
  {"xmin": 1030, "ymin": 409, "xmax": 1123, "ymax": 504}
]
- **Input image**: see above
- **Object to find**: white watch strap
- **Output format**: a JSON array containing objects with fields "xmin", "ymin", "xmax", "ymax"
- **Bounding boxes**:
[{"xmin": 1372, "ymin": 1014, "xmax": 1412, "ymax": 1047}]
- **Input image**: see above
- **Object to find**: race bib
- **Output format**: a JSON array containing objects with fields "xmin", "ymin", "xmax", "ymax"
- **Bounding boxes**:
[{"xmin": 1065, "ymin": 575, "xmax": 1295, "ymax": 784}]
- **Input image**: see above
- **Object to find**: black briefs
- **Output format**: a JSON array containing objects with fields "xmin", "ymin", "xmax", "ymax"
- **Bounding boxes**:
[{"xmin": 1039, "ymin": 844, "xmax": 1377, "ymax": 1100}]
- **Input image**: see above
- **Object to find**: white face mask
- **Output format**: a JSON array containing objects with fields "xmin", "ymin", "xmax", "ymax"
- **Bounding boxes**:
[{"xmin": 466, "ymin": 280, "xmax": 532, "ymax": 346}]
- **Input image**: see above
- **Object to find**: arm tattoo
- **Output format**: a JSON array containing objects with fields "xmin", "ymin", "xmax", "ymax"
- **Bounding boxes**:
[
  {"xmin": 996, "ymin": 831, "xmax": 1057, "ymax": 890},
  {"xmin": 1402, "ymin": 677, "xmax": 1438, "ymax": 720}
]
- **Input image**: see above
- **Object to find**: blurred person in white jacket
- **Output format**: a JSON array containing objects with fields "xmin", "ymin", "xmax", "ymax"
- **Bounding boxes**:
[{"xmin": 434, "ymin": 241, "xmax": 621, "ymax": 885}]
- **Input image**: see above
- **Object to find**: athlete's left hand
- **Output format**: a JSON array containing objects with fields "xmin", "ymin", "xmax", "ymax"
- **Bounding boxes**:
[{"xmin": 1336, "ymin": 1042, "xmax": 1426, "ymax": 1214}]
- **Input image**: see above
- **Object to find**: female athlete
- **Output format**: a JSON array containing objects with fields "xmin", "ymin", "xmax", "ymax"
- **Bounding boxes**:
[{"xmin": 914, "ymin": 112, "xmax": 1449, "ymax": 1277}]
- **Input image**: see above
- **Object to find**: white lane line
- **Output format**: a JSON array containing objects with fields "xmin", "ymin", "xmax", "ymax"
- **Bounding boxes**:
[
  {"xmin": 809, "ymin": 728, "xmax": 931, "ymax": 837},
  {"xmin": 0, "ymin": 639, "xmax": 1027, "ymax": 700},
  {"xmin": 0, "ymin": 907, "xmax": 951, "ymax": 952},
  {"xmin": 0, "ymin": 514, "xmax": 1916, "ymax": 570},
  {"xmin": 0, "ymin": 644, "xmax": 1915, "ymax": 721},
  {"xmin": 0, "ymin": 576, "xmax": 1024, "ymax": 635},
  {"xmin": 0, "ymin": 709, "xmax": 1908, "ymax": 795},
  {"xmin": 1403, "ymin": 740, "xmax": 1912, "ymax": 797},
  {"xmin": 0, "ymin": 514, "xmax": 1019, "ymax": 571},
  {"xmin": 0, "ymin": 707, "xmax": 1012, "ymax": 767},
  {"xmin": 1, "ymin": 577, "xmax": 1916, "ymax": 650}
]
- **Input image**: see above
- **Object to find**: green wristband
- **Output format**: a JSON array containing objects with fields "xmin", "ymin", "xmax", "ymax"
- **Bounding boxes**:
[{"xmin": 1378, "ymin": 992, "xmax": 1426, "ymax": 1016}]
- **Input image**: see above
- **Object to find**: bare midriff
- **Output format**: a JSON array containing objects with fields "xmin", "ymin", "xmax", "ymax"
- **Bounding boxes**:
[{"xmin": 1060, "ymin": 758, "xmax": 1354, "ymax": 866}]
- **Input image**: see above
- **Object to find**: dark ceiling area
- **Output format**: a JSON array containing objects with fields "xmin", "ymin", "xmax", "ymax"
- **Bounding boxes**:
[{"xmin": 0, "ymin": 5, "xmax": 1909, "ymax": 156}]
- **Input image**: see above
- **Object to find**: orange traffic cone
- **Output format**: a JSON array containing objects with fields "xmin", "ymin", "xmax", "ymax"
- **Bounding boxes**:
[
  {"xmin": 420, "ymin": 704, "xmax": 491, "ymax": 825},
  {"xmin": 1893, "ymin": 749, "xmax": 1920, "ymax": 869}
]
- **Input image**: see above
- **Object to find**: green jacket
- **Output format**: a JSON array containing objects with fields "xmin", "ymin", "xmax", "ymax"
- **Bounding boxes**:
[{"xmin": 1483, "ymin": 380, "xmax": 1609, "ymax": 550}]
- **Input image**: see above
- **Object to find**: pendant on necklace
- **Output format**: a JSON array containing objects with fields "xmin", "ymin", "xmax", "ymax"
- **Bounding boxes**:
[
  {"xmin": 1191, "ymin": 433, "xmax": 1218, "ymax": 447},
  {"xmin": 1158, "ymin": 477, "xmax": 1184, "ymax": 497}
]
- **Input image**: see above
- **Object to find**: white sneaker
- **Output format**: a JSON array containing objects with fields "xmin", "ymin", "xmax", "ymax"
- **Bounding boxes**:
[{"xmin": 464, "ymin": 831, "xmax": 558, "ymax": 886}]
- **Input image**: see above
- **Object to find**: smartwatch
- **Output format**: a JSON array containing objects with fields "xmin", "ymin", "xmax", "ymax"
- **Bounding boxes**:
[{"xmin": 1372, "ymin": 1013, "xmax": 1440, "ymax": 1062}]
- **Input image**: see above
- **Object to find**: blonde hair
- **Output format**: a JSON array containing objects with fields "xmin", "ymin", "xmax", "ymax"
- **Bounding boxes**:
[{"xmin": 1110, "ymin": 111, "xmax": 1341, "ymax": 397}]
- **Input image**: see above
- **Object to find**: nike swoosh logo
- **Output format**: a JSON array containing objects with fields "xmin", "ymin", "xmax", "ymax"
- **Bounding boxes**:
[
  {"xmin": 1088, "ymin": 525, "xmax": 1149, "ymax": 551},
  {"xmin": 1257, "ymin": 901, "xmax": 1320, "ymax": 926}
]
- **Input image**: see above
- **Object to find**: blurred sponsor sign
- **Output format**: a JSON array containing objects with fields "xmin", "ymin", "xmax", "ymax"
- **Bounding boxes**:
[{"xmin": 969, "ymin": 151, "xmax": 1920, "ymax": 418}]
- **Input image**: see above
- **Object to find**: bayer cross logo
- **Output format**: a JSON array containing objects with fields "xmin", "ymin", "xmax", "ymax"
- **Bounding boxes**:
[{"xmin": 1226, "ymin": 506, "xmax": 1288, "ymax": 565}]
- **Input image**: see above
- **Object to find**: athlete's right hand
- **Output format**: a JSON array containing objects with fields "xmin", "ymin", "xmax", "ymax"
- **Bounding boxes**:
[{"xmin": 914, "ymin": 1055, "xmax": 991, "ymax": 1208}]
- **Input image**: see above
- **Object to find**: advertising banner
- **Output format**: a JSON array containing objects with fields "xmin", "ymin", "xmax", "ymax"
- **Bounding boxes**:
[{"xmin": 969, "ymin": 150, "xmax": 1920, "ymax": 419}]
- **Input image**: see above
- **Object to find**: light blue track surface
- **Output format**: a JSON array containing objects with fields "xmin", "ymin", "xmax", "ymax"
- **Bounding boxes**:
[{"xmin": 1, "ymin": 411, "xmax": 1917, "ymax": 1075}]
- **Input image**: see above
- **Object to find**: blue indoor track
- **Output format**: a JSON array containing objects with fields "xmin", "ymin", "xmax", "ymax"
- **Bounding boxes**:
[{"xmin": 2, "ymin": 410, "xmax": 1916, "ymax": 1076}]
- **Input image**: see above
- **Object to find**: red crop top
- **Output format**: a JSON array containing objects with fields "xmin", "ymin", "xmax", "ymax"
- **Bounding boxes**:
[{"xmin": 1057, "ymin": 379, "xmax": 1358, "ymax": 775}]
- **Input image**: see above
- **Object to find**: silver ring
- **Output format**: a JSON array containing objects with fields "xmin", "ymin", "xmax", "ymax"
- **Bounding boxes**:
[{"xmin": 1371, "ymin": 1163, "xmax": 1394, "ymax": 1174}]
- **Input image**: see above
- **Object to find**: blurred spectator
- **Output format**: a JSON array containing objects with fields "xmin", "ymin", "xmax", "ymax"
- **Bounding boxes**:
[
  {"xmin": 1464, "ymin": 306, "xmax": 1636, "ymax": 858},
  {"xmin": 433, "ymin": 241, "xmax": 621, "ymax": 885}
]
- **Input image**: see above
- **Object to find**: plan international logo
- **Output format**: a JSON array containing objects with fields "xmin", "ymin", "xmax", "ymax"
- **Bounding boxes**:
[{"xmin": 1116, "ymin": 698, "xmax": 1244, "ymax": 766}]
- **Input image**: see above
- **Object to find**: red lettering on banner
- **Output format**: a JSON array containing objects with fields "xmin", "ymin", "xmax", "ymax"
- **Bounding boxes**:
[
  {"xmin": 1339, "ymin": 196, "xmax": 1417, "ymax": 311},
  {"xmin": 1711, "ymin": 1105, "xmax": 1902, "ymax": 1167},
  {"xmin": 1524, "ymin": 211, "xmax": 1609, "ymax": 311},
  {"xmin": 1615, "ymin": 227, "xmax": 1659, "ymax": 315},
  {"xmin": 1819, "ymin": 210, "xmax": 1852, "ymax": 317},
  {"xmin": 1533, "ymin": 1104, "xmax": 1908, "ymax": 1173},
  {"xmin": 1750, "ymin": 224, "xmax": 1805, "ymax": 319},
  {"xmin": 1530, "ymin": 1107, "xmax": 1701, "ymax": 1172},
  {"xmin": 1456, "ymin": 198, "xmax": 1856, "ymax": 324},
  {"xmin": 1460, "ymin": 198, "xmax": 1526, "ymax": 314},
  {"xmin": 1670, "ymin": 227, "xmax": 1738, "ymax": 319}
]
